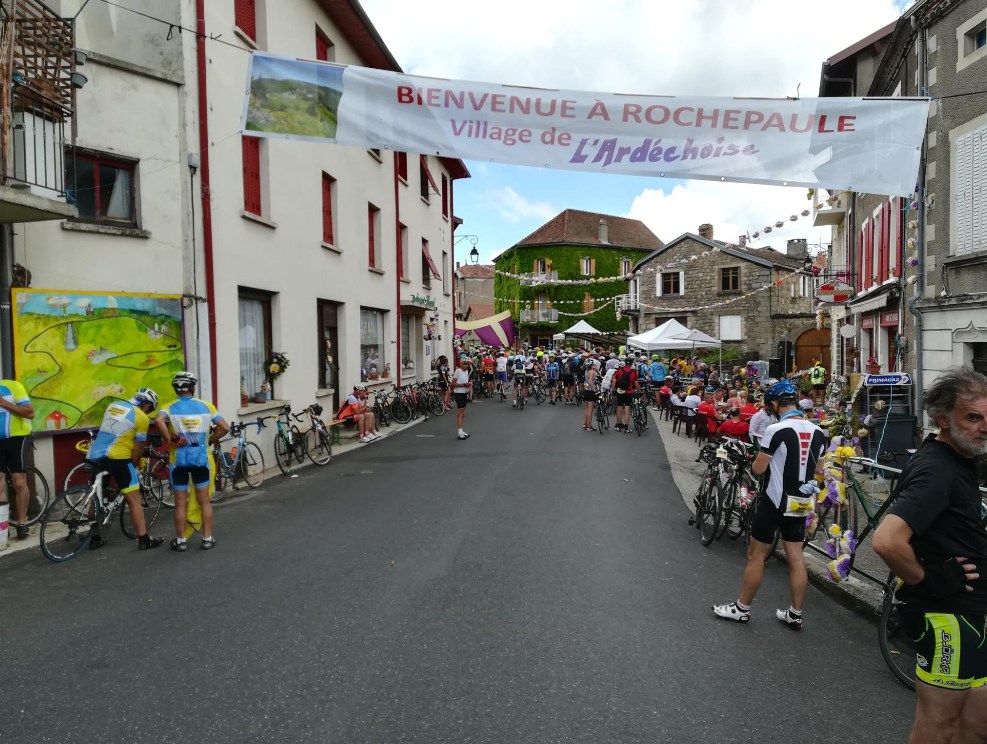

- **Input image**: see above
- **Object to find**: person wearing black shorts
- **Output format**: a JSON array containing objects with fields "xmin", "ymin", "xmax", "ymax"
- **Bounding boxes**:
[
  {"xmin": 873, "ymin": 367, "xmax": 987, "ymax": 744},
  {"xmin": 713, "ymin": 379, "xmax": 826, "ymax": 629},
  {"xmin": 452, "ymin": 357, "xmax": 472, "ymax": 440}
]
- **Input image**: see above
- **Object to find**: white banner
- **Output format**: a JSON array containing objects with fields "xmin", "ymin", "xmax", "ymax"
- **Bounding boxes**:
[{"xmin": 242, "ymin": 53, "xmax": 929, "ymax": 196}]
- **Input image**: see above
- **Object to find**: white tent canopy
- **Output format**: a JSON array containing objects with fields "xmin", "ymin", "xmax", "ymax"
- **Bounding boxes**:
[
  {"xmin": 562, "ymin": 320, "xmax": 604, "ymax": 335},
  {"xmin": 671, "ymin": 328, "xmax": 721, "ymax": 348},
  {"xmin": 626, "ymin": 319, "xmax": 691, "ymax": 351}
]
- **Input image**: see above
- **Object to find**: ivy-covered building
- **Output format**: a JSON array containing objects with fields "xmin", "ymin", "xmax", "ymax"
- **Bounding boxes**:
[{"xmin": 493, "ymin": 210, "xmax": 664, "ymax": 348}]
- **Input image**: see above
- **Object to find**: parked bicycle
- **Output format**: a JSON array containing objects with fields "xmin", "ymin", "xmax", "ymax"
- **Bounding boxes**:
[
  {"xmin": 299, "ymin": 404, "xmax": 333, "ymax": 466},
  {"xmin": 273, "ymin": 405, "xmax": 307, "ymax": 476},
  {"xmin": 4, "ymin": 435, "xmax": 50, "ymax": 528},
  {"xmin": 211, "ymin": 418, "xmax": 267, "ymax": 499}
]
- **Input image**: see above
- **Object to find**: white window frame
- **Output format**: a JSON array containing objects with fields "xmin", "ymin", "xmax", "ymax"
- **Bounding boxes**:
[
  {"xmin": 951, "ymin": 115, "xmax": 987, "ymax": 257},
  {"xmin": 537, "ymin": 258, "xmax": 547, "ymax": 274},
  {"xmin": 581, "ymin": 257, "xmax": 592, "ymax": 276},
  {"xmin": 620, "ymin": 258, "xmax": 631, "ymax": 276},
  {"xmin": 656, "ymin": 271, "xmax": 684, "ymax": 297},
  {"xmin": 957, "ymin": 6, "xmax": 987, "ymax": 73},
  {"xmin": 719, "ymin": 315, "xmax": 742, "ymax": 341}
]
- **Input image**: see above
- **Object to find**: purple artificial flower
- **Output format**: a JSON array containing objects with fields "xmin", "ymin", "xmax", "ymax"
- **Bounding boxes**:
[
  {"xmin": 836, "ymin": 554, "xmax": 852, "ymax": 580},
  {"xmin": 823, "ymin": 538, "xmax": 838, "ymax": 559},
  {"xmin": 851, "ymin": 436, "xmax": 860, "ymax": 445},
  {"xmin": 842, "ymin": 530, "xmax": 859, "ymax": 555}
]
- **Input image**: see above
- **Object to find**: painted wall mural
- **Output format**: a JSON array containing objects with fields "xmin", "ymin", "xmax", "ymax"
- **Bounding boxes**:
[{"xmin": 13, "ymin": 289, "xmax": 186, "ymax": 433}]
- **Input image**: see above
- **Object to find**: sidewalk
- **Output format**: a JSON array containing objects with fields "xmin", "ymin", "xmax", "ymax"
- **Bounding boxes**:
[
  {"xmin": 650, "ymin": 408, "xmax": 884, "ymax": 616},
  {"xmin": 0, "ymin": 414, "xmax": 430, "ymax": 564}
]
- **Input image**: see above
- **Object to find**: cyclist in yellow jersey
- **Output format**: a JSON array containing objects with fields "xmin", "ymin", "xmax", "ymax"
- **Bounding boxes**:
[
  {"xmin": 155, "ymin": 371, "xmax": 229, "ymax": 552},
  {"xmin": 88, "ymin": 388, "xmax": 164, "ymax": 550},
  {"xmin": 0, "ymin": 379, "xmax": 34, "ymax": 540}
]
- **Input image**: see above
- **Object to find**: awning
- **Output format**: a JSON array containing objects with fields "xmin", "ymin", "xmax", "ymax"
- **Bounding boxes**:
[
  {"xmin": 422, "ymin": 241, "xmax": 441, "ymax": 279},
  {"xmin": 420, "ymin": 155, "xmax": 440, "ymax": 195},
  {"xmin": 847, "ymin": 283, "xmax": 897, "ymax": 315}
]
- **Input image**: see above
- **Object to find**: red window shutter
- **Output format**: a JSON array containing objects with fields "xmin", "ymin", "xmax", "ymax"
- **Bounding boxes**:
[
  {"xmin": 242, "ymin": 136, "xmax": 261, "ymax": 215},
  {"xmin": 894, "ymin": 198, "xmax": 903, "ymax": 275},
  {"xmin": 316, "ymin": 30, "xmax": 329, "ymax": 61},
  {"xmin": 368, "ymin": 207, "xmax": 375, "ymax": 268},
  {"xmin": 879, "ymin": 202, "xmax": 891, "ymax": 282},
  {"xmin": 862, "ymin": 219, "xmax": 874, "ymax": 287},
  {"xmin": 856, "ymin": 226, "xmax": 865, "ymax": 292},
  {"xmin": 321, "ymin": 173, "xmax": 334, "ymax": 245},
  {"xmin": 235, "ymin": 0, "xmax": 256, "ymax": 41}
]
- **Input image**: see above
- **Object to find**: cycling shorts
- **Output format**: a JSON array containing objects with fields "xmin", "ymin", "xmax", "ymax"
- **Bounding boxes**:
[
  {"xmin": 582, "ymin": 390, "xmax": 598, "ymax": 402},
  {"xmin": 546, "ymin": 378, "xmax": 558, "ymax": 387},
  {"xmin": 454, "ymin": 393, "xmax": 469, "ymax": 408},
  {"xmin": 614, "ymin": 392, "xmax": 633, "ymax": 407},
  {"xmin": 749, "ymin": 493, "xmax": 805, "ymax": 544},
  {"xmin": 514, "ymin": 375, "xmax": 527, "ymax": 385},
  {"xmin": 482, "ymin": 373, "xmax": 494, "ymax": 381},
  {"xmin": 91, "ymin": 458, "xmax": 141, "ymax": 494},
  {"xmin": 496, "ymin": 371, "xmax": 508, "ymax": 383},
  {"xmin": 561, "ymin": 375, "xmax": 574, "ymax": 385},
  {"xmin": 171, "ymin": 465, "xmax": 211, "ymax": 490},
  {"xmin": 897, "ymin": 609, "xmax": 987, "ymax": 690},
  {"xmin": 0, "ymin": 436, "xmax": 27, "ymax": 474}
]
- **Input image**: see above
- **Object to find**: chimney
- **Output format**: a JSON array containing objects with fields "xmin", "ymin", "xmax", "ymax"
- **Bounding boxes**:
[
  {"xmin": 787, "ymin": 238, "xmax": 808, "ymax": 259},
  {"xmin": 698, "ymin": 223, "xmax": 713, "ymax": 240},
  {"xmin": 598, "ymin": 219, "xmax": 609, "ymax": 244},
  {"xmin": 456, "ymin": 261, "xmax": 461, "ymax": 270}
]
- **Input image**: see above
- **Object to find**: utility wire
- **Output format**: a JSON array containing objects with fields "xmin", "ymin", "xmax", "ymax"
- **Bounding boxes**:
[{"xmin": 90, "ymin": 0, "xmax": 251, "ymax": 54}]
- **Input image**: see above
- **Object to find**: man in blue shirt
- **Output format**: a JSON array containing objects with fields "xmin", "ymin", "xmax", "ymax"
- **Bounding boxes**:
[
  {"xmin": 155, "ymin": 372, "xmax": 229, "ymax": 552},
  {"xmin": 649, "ymin": 355, "xmax": 668, "ymax": 410},
  {"xmin": 545, "ymin": 354, "xmax": 560, "ymax": 405}
]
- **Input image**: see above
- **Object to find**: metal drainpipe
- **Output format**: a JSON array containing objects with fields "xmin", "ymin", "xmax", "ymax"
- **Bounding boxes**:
[
  {"xmin": 909, "ymin": 19, "xmax": 927, "ymax": 428},
  {"xmin": 394, "ymin": 155, "xmax": 401, "ymax": 385}
]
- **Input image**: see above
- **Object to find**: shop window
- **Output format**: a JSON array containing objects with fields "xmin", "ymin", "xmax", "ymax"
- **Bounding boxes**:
[
  {"xmin": 65, "ymin": 148, "xmax": 137, "ymax": 227},
  {"xmin": 360, "ymin": 308, "xmax": 388, "ymax": 382},
  {"xmin": 239, "ymin": 288, "xmax": 273, "ymax": 399},
  {"xmin": 401, "ymin": 314, "xmax": 415, "ymax": 375},
  {"xmin": 720, "ymin": 267, "xmax": 740, "ymax": 292}
]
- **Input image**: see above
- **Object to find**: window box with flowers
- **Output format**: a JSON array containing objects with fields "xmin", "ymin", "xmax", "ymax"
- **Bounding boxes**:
[{"xmin": 254, "ymin": 351, "xmax": 289, "ymax": 401}]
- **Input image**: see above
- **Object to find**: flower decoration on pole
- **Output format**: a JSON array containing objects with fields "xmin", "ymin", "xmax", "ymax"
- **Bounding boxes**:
[{"xmin": 265, "ymin": 351, "xmax": 290, "ymax": 383}]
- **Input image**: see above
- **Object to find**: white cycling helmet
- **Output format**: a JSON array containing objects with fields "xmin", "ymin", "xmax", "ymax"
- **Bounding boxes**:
[
  {"xmin": 131, "ymin": 387, "xmax": 158, "ymax": 409},
  {"xmin": 172, "ymin": 371, "xmax": 197, "ymax": 393}
]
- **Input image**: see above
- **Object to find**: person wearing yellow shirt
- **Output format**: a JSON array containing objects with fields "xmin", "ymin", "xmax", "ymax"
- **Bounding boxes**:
[{"xmin": 0, "ymin": 379, "xmax": 34, "ymax": 540}]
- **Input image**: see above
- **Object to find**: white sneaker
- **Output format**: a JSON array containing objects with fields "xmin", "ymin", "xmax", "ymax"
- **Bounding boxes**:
[
  {"xmin": 457, "ymin": 432, "xmax": 470, "ymax": 440},
  {"xmin": 359, "ymin": 435, "xmax": 371, "ymax": 443},
  {"xmin": 776, "ymin": 608, "xmax": 803, "ymax": 631},
  {"xmin": 712, "ymin": 602, "xmax": 751, "ymax": 623}
]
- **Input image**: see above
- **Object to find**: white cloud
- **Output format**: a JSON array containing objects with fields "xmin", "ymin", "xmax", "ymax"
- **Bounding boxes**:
[
  {"xmin": 626, "ymin": 180, "xmax": 830, "ymax": 253},
  {"xmin": 488, "ymin": 186, "xmax": 558, "ymax": 224}
]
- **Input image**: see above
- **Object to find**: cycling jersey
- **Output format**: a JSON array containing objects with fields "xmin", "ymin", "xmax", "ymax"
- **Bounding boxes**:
[
  {"xmin": 89, "ymin": 400, "xmax": 148, "ymax": 460},
  {"xmin": 495, "ymin": 357, "xmax": 508, "ymax": 373},
  {"xmin": 760, "ymin": 417, "xmax": 827, "ymax": 508},
  {"xmin": 158, "ymin": 396, "xmax": 222, "ymax": 469},
  {"xmin": 482, "ymin": 357, "xmax": 495, "ymax": 374},
  {"xmin": 0, "ymin": 380, "xmax": 31, "ymax": 439},
  {"xmin": 545, "ymin": 362, "xmax": 559, "ymax": 380}
]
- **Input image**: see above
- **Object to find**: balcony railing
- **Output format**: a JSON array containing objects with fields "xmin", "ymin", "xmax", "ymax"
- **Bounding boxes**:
[
  {"xmin": 2, "ymin": 0, "xmax": 75, "ymax": 196},
  {"xmin": 520, "ymin": 308, "xmax": 559, "ymax": 323},
  {"xmin": 520, "ymin": 271, "xmax": 559, "ymax": 286},
  {"xmin": 616, "ymin": 293, "xmax": 639, "ymax": 311},
  {"xmin": 812, "ymin": 188, "xmax": 847, "ymax": 227}
]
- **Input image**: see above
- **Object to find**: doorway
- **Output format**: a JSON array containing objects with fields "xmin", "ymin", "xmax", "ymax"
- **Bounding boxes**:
[
  {"xmin": 795, "ymin": 328, "xmax": 831, "ymax": 373},
  {"xmin": 318, "ymin": 300, "xmax": 341, "ymax": 413}
]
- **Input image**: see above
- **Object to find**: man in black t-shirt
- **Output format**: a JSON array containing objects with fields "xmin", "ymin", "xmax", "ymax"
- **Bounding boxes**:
[{"xmin": 873, "ymin": 367, "xmax": 987, "ymax": 744}]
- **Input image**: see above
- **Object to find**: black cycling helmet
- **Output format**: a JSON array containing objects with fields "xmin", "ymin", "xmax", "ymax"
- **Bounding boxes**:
[{"xmin": 764, "ymin": 379, "xmax": 797, "ymax": 403}]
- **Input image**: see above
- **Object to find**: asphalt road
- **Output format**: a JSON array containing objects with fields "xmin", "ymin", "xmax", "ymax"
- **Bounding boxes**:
[{"xmin": 2, "ymin": 396, "xmax": 914, "ymax": 743}]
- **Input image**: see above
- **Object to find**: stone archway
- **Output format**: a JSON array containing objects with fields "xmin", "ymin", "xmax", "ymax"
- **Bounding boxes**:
[{"xmin": 795, "ymin": 327, "xmax": 831, "ymax": 373}]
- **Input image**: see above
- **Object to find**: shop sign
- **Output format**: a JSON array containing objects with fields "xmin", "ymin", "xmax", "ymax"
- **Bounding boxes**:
[
  {"xmin": 865, "ymin": 372, "xmax": 911, "ymax": 386},
  {"xmin": 860, "ymin": 315, "xmax": 875, "ymax": 329},
  {"xmin": 815, "ymin": 281, "xmax": 855, "ymax": 304},
  {"xmin": 879, "ymin": 310, "xmax": 899, "ymax": 326},
  {"xmin": 410, "ymin": 294, "xmax": 436, "ymax": 310}
]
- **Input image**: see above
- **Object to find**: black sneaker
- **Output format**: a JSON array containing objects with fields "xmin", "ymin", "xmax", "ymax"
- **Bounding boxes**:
[
  {"xmin": 139, "ymin": 536, "xmax": 164, "ymax": 551},
  {"xmin": 15, "ymin": 524, "xmax": 29, "ymax": 540},
  {"xmin": 88, "ymin": 533, "xmax": 106, "ymax": 551}
]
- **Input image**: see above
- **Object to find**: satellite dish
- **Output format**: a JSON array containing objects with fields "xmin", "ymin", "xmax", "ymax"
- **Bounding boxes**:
[{"xmin": 839, "ymin": 324, "xmax": 856, "ymax": 338}]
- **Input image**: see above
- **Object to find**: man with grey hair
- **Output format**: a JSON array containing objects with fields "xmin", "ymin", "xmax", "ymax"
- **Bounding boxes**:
[{"xmin": 873, "ymin": 366, "xmax": 987, "ymax": 744}]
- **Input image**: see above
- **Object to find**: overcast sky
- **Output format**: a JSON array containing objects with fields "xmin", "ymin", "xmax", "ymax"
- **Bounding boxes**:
[{"xmin": 358, "ymin": 0, "xmax": 913, "ymax": 263}]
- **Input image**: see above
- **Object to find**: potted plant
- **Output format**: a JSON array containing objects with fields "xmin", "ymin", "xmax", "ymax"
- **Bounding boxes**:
[
  {"xmin": 263, "ymin": 351, "xmax": 290, "ymax": 398},
  {"xmin": 865, "ymin": 356, "xmax": 881, "ymax": 374}
]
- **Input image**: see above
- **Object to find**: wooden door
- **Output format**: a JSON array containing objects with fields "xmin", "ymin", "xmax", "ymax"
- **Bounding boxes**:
[{"xmin": 795, "ymin": 328, "xmax": 831, "ymax": 374}]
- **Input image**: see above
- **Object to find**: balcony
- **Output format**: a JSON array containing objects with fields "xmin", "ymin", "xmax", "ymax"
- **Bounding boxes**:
[
  {"xmin": 616, "ymin": 293, "xmax": 639, "ymax": 312},
  {"xmin": 520, "ymin": 271, "xmax": 558, "ymax": 286},
  {"xmin": 812, "ymin": 189, "xmax": 847, "ymax": 227},
  {"xmin": 0, "ymin": 0, "xmax": 78, "ymax": 223},
  {"xmin": 520, "ymin": 308, "xmax": 559, "ymax": 323}
]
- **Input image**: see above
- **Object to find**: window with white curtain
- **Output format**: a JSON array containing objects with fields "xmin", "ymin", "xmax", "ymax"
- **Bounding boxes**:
[
  {"xmin": 239, "ymin": 290, "xmax": 272, "ymax": 397},
  {"xmin": 65, "ymin": 148, "xmax": 137, "ymax": 226},
  {"xmin": 360, "ymin": 308, "xmax": 388, "ymax": 381},
  {"xmin": 401, "ymin": 313, "xmax": 415, "ymax": 373}
]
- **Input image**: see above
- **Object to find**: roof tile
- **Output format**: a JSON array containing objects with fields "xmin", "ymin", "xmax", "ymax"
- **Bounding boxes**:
[{"xmin": 515, "ymin": 209, "xmax": 663, "ymax": 251}]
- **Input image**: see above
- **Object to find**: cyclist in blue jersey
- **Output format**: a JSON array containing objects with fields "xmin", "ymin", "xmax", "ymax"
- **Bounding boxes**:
[
  {"xmin": 155, "ymin": 372, "xmax": 229, "ymax": 552},
  {"xmin": 545, "ymin": 354, "xmax": 560, "ymax": 405},
  {"xmin": 649, "ymin": 355, "xmax": 667, "ymax": 411},
  {"xmin": 88, "ymin": 388, "xmax": 164, "ymax": 550},
  {"xmin": 0, "ymin": 378, "xmax": 34, "ymax": 540}
]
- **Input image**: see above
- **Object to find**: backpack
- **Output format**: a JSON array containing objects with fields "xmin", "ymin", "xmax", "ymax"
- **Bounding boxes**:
[{"xmin": 614, "ymin": 367, "xmax": 634, "ymax": 391}]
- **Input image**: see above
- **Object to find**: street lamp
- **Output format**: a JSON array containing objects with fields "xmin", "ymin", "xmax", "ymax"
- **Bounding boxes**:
[
  {"xmin": 469, "ymin": 246, "xmax": 479, "ymax": 264},
  {"xmin": 454, "ymin": 233, "xmax": 480, "ymax": 263}
]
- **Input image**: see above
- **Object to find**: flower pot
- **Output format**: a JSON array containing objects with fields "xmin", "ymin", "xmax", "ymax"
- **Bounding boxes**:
[
  {"xmin": 240, "ymin": 393, "xmax": 249, "ymax": 407},
  {"xmin": 866, "ymin": 362, "xmax": 881, "ymax": 375}
]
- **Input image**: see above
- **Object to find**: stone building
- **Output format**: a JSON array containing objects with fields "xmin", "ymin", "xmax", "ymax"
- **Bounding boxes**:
[
  {"xmin": 625, "ymin": 225, "xmax": 826, "ymax": 372},
  {"xmin": 454, "ymin": 263, "xmax": 495, "ymax": 323},
  {"xmin": 494, "ymin": 210, "xmax": 662, "ymax": 348}
]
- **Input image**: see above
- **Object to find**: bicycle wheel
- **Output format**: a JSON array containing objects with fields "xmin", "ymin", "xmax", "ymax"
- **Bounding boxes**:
[
  {"xmin": 63, "ymin": 461, "xmax": 95, "ymax": 492},
  {"xmin": 804, "ymin": 493, "xmax": 858, "ymax": 555},
  {"xmin": 878, "ymin": 575, "xmax": 918, "ymax": 690},
  {"xmin": 239, "ymin": 441, "xmax": 266, "ymax": 485},
  {"xmin": 120, "ymin": 480, "xmax": 162, "ymax": 539},
  {"xmin": 745, "ymin": 494, "xmax": 781, "ymax": 561},
  {"xmin": 274, "ymin": 432, "xmax": 293, "ymax": 476},
  {"xmin": 533, "ymin": 384, "xmax": 544, "ymax": 404},
  {"xmin": 40, "ymin": 486, "xmax": 100, "ymax": 562},
  {"xmin": 390, "ymin": 398, "xmax": 412, "ymax": 424},
  {"xmin": 304, "ymin": 429, "xmax": 332, "ymax": 467},
  {"xmin": 725, "ymin": 475, "xmax": 756, "ymax": 540},
  {"xmin": 699, "ymin": 479, "xmax": 723, "ymax": 547},
  {"xmin": 595, "ymin": 405, "xmax": 607, "ymax": 434},
  {"xmin": 9, "ymin": 465, "xmax": 51, "ymax": 527},
  {"xmin": 291, "ymin": 427, "xmax": 306, "ymax": 464},
  {"xmin": 429, "ymin": 393, "xmax": 445, "ymax": 416},
  {"xmin": 634, "ymin": 407, "xmax": 645, "ymax": 436}
]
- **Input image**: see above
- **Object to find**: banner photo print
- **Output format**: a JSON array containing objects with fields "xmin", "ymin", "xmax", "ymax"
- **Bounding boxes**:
[{"xmin": 242, "ymin": 53, "xmax": 929, "ymax": 196}]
